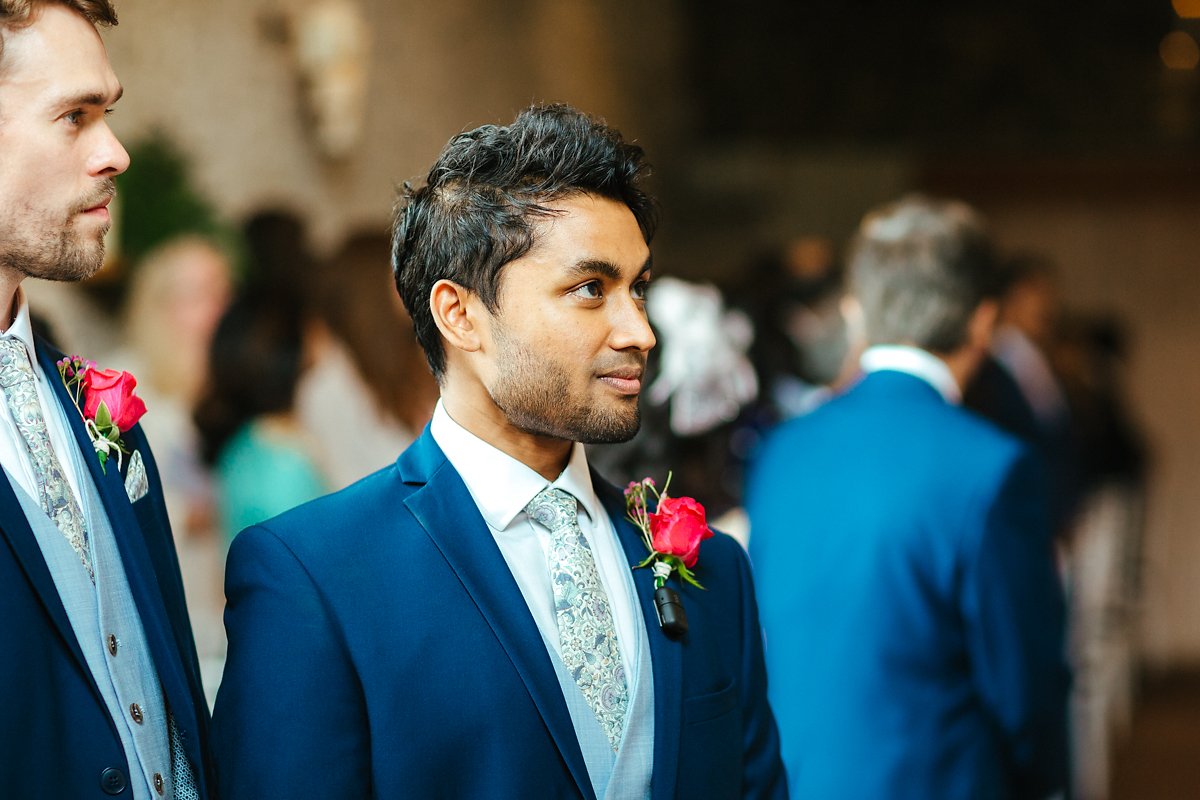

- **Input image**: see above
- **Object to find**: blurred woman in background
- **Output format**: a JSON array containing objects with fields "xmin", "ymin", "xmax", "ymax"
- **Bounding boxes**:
[
  {"xmin": 196, "ymin": 290, "xmax": 329, "ymax": 544},
  {"xmin": 298, "ymin": 230, "xmax": 438, "ymax": 488}
]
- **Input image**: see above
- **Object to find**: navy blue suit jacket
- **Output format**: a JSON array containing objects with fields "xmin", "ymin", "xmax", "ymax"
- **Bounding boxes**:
[
  {"xmin": 747, "ymin": 370, "xmax": 1069, "ymax": 800},
  {"xmin": 0, "ymin": 338, "xmax": 213, "ymax": 799},
  {"xmin": 212, "ymin": 428, "xmax": 786, "ymax": 799}
]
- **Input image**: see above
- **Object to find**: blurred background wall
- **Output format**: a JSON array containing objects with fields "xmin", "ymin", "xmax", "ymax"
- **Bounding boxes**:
[
  {"xmin": 101, "ymin": 0, "xmax": 686, "ymax": 252},
  {"xmin": 94, "ymin": 0, "xmax": 1200, "ymax": 668}
]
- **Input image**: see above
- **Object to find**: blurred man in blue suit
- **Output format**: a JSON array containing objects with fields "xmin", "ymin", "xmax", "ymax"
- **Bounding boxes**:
[
  {"xmin": 212, "ymin": 104, "xmax": 786, "ymax": 799},
  {"xmin": 748, "ymin": 196, "xmax": 1069, "ymax": 800}
]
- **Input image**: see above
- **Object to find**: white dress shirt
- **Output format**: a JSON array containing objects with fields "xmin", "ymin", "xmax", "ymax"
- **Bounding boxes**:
[
  {"xmin": 860, "ymin": 344, "xmax": 962, "ymax": 404},
  {"xmin": 0, "ymin": 288, "xmax": 88, "ymax": 510},
  {"xmin": 430, "ymin": 400, "xmax": 640, "ymax": 682}
]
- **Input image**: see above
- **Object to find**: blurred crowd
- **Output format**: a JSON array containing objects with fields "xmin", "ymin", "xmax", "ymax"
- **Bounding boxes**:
[
  {"xmin": 594, "ymin": 197, "xmax": 1147, "ymax": 800},
  {"xmin": 31, "ymin": 190, "xmax": 1144, "ymax": 799}
]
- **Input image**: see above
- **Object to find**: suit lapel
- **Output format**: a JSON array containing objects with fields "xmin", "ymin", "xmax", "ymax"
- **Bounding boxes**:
[
  {"xmin": 400, "ymin": 432, "xmax": 596, "ymax": 800},
  {"xmin": 0, "ymin": 344, "xmax": 109, "ymax": 707},
  {"xmin": 594, "ymin": 479, "xmax": 681, "ymax": 800},
  {"xmin": 0, "ymin": 469, "xmax": 100, "ymax": 693},
  {"xmin": 37, "ymin": 343, "xmax": 194, "ymax": 737}
]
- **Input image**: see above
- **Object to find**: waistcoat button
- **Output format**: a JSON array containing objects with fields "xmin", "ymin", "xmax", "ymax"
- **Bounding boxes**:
[{"xmin": 100, "ymin": 767, "xmax": 126, "ymax": 795}]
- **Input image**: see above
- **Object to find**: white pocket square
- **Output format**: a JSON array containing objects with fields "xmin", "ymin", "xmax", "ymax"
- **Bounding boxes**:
[{"xmin": 124, "ymin": 449, "xmax": 149, "ymax": 503}]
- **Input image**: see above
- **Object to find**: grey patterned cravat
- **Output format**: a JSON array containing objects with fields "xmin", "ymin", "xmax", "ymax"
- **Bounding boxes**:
[
  {"xmin": 526, "ymin": 487, "xmax": 628, "ymax": 751},
  {"xmin": 0, "ymin": 338, "xmax": 92, "ymax": 581}
]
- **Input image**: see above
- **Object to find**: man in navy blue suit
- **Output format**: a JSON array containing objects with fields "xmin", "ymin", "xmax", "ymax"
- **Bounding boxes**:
[
  {"xmin": 0, "ymin": 2, "xmax": 213, "ymax": 797},
  {"xmin": 748, "ymin": 196, "xmax": 1069, "ymax": 799},
  {"xmin": 213, "ymin": 104, "xmax": 786, "ymax": 799}
]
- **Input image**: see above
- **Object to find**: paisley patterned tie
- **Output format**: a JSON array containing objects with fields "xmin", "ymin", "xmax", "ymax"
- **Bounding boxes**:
[
  {"xmin": 526, "ymin": 487, "xmax": 628, "ymax": 751},
  {"xmin": 0, "ymin": 338, "xmax": 92, "ymax": 581}
]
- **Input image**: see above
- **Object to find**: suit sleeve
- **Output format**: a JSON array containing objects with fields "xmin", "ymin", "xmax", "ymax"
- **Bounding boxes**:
[
  {"xmin": 212, "ymin": 524, "xmax": 369, "ymax": 800},
  {"xmin": 962, "ymin": 450, "xmax": 1070, "ymax": 798},
  {"xmin": 735, "ymin": 545, "xmax": 789, "ymax": 799}
]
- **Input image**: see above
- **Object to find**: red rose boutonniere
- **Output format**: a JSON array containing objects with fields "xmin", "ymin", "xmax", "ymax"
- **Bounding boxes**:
[
  {"xmin": 57, "ymin": 356, "xmax": 148, "ymax": 473},
  {"xmin": 625, "ymin": 472, "xmax": 714, "ymax": 638}
]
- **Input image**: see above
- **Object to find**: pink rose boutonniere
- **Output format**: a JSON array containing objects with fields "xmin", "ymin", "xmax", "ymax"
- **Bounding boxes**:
[
  {"xmin": 625, "ymin": 473, "xmax": 714, "ymax": 638},
  {"xmin": 58, "ymin": 356, "xmax": 148, "ymax": 473}
]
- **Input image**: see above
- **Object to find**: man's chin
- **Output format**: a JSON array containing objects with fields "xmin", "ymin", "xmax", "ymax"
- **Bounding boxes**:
[
  {"xmin": 30, "ymin": 243, "xmax": 106, "ymax": 283},
  {"xmin": 576, "ymin": 410, "xmax": 641, "ymax": 445}
]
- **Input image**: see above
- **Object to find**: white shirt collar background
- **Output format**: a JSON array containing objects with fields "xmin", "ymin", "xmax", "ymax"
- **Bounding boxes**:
[{"xmin": 860, "ymin": 343, "xmax": 962, "ymax": 404}]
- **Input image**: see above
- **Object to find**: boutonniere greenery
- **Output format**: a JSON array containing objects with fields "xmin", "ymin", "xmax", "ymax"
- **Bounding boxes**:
[
  {"xmin": 625, "ymin": 473, "xmax": 714, "ymax": 638},
  {"xmin": 57, "ymin": 356, "xmax": 148, "ymax": 474}
]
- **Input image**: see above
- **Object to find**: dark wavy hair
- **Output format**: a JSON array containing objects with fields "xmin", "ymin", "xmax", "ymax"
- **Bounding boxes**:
[{"xmin": 391, "ymin": 103, "xmax": 658, "ymax": 380}]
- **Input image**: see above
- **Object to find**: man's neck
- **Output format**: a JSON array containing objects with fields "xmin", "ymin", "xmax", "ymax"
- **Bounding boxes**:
[
  {"xmin": 0, "ymin": 272, "xmax": 24, "ymax": 334},
  {"xmin": 439, "ymin": 385, "xmax": 572, "ymax": 482},
  {"xmin": 939, "ymin": 352, "xmax": 972, "ymax": 396}
]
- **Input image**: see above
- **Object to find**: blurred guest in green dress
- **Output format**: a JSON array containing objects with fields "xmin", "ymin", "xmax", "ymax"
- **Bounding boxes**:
[{"xmin": 196, "ymin": 291, "xmax": 329, "ymax": 544}]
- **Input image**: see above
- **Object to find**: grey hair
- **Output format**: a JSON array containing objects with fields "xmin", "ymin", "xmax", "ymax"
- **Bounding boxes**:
[{"xmin": 849, "ymin": 194, "xmax": 999, "ymax": 354}]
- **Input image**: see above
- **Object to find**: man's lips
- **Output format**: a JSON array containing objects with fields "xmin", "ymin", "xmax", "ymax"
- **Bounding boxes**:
[
  {"xmin": 76, "ymin": 182, "xmax": 116, "ymax": 217},
  {"xmin": 81, "ymin": 196, "xmax": 112, "ymax": 214},
  {"xmin": 598, "ymin": 368, "xmax": 644, "ymax": 396}
]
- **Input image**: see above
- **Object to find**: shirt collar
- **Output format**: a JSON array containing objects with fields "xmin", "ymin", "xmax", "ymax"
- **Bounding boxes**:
[
  {"xmin": 429, "ymin": 399, "xmax": 601, "ymax": 532},
  {"xmin": 859, "ymin": 344, "xmax": 962, "ymax": 404},
  {"xmin": 1, "ymin": 287, "xmax": 39, "ymax": 365}
]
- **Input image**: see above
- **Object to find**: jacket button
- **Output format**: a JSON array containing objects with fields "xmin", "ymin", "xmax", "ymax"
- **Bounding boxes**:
[
  {"xmin": 100, "ymin": 767, "xmax": 126, "ymax": 795},
  {"xmin": 130, "ymin": 703, "xmax": 143, "ymax": 724},
  {"xmin": 153, "ymin": 772, "xmax": 164, "ymax": 795},
  {"xmin": 107, "ymin": 634, "xmax": 119, "ymax": 656}
]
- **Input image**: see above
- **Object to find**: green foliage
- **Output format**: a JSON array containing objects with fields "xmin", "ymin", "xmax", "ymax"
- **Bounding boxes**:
[{"xmin": 115, "ymin": 131, "xmax": 241, "ymax": 279}]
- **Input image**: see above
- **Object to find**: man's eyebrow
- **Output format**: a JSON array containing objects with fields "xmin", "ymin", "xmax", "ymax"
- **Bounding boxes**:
[
  {"xmin": 51, "ymin": 84, "xmax": 124, "ymax": 110},
  {"xmin": 568, "ymin": 259, "xmax": 622, "ymax": 281},
  {"xmin": 568, "ymin": 254, "xmax": 653, "ymax": 280}
]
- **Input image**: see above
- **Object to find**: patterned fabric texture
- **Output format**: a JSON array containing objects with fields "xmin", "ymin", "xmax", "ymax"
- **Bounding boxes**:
[
  {"xmin": 0, "ymin": 338, "xmax": 92, "ymax": 581},
  {"xmin": 124, "ymin": 449, "xmax": 149, "ymax": 503},
  {"xmin": 526, "ymin": 487, "xmax": 628, "ymax": 751},
  {"xmin": 169, "ymin": 714, "xmax": 199, "ymax": 800}
]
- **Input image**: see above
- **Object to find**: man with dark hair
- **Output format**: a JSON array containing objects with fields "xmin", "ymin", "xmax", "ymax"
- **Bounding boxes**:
[
  {"xmin": 748, "ymin": 195, "xmax": 1070, "ymax": 799},
  {"xmin": 0, "ymin": 2, "xmax": 214, "ymax": 798},
  {"xmin": 213, "ymin": 104, "xmax": 787, "ymax": 799},
  {"xmin": 966, "ymin": 254, "xmax": 1082, "ymax": 533}
]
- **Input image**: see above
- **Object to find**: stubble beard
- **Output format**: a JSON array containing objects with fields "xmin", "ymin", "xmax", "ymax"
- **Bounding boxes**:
[
  {"xmin": 0, "ymin": 180, "xmax": 114, "ymax": 282},
  {"xmin": 488, "ymin": 325, "xmax": 644, "ymax": 445}
]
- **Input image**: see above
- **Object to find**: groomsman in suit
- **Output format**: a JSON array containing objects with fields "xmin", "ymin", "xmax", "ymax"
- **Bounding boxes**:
[
  {"xmin": 748, "ymin": 196, "xmax": 1070, "ymax": 800},
  {"xmin": 213, "ymin": 104, "xmax": 787, "ymax": 799},
  {"xmin": 0, "ymin": 2, "xmax": 214, "ymax": 797},
  {"xmin": 966, "ymin": 255, "xmax": 1081, "ymax": 534}
]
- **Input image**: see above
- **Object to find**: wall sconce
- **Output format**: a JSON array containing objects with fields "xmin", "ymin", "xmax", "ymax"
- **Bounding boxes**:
[{"xmin": 288, "ymin": 0, "xmax": 372, "ymax": 162}]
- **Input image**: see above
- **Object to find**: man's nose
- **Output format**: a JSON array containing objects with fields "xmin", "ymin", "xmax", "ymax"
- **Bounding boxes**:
[
  {"xmin": 89, "ymin": 122, "xmax": 130, "ymax": 178},
  {"xmin": 610, "ymin": 294, "xmax": 656, "ymax": 353}
]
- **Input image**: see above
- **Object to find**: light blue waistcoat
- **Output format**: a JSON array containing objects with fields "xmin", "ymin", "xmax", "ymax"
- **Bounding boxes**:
[
  {"xmin": 7, "ymin": 443, "xmax": 177, "ymax": 800},
  {"xmin": 543, "ymin": 562, "xmax": 656, "ymax": 800}
]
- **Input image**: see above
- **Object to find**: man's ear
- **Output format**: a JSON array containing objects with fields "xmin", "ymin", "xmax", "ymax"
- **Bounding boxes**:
[
  {"xmin": 430, "ymin": 279, "xmax": 485, "ymax": 354},
  {"xmin": 968, "ymin": 298, "xmax": 999, "ymax": 353}
]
